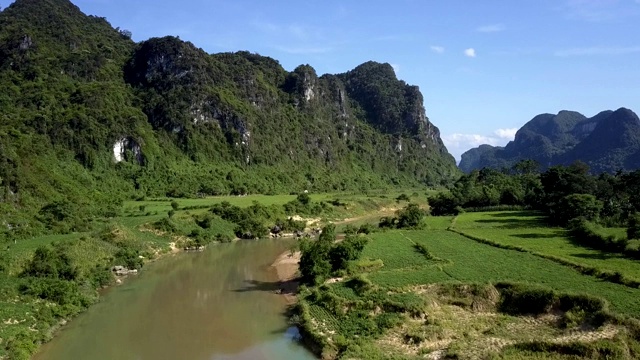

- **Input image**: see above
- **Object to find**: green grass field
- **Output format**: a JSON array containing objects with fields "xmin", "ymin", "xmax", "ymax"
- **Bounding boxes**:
[
  {"xmin": 363, "ymin": 229, "xmax": 640, "ymax": 316},
  {"xmin": 300, "ymin": 218, "xmax": 640, "ymax": 359},
  {"xmin": 4, "ymin": 233, "xmax": 83, "ymax": 275},
  {"xmin": 1, "ymin": 190, "xmax": 427, "ymax": 358},
  {"xmin": 453, "ymin": 211, "xmax": 640, "ymax": 281},
  {"xmin": 122, "ymin": 190, "xmax": 429, "ymax": 218}
]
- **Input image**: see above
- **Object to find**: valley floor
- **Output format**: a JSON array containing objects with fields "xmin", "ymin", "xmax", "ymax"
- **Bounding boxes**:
[
  {"xmin": 296, "ymin": 211, "xmax": 640, "ymax": 359},
  {"xmin": 0, "ymin": 191, "xmax": 417, "ymax": 359}
]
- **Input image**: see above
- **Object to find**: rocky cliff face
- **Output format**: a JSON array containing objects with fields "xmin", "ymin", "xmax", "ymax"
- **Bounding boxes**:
[
  {"xmin": 122, "ymin": 36, "xmax": 457, "ymax": 182},
  {"xmin": 459, "ymin": 108, "xmax": 640, "ymax": 173},
  {"xmin": 0, "ymin": 0, "xmax": 458, "ymax": 225}
]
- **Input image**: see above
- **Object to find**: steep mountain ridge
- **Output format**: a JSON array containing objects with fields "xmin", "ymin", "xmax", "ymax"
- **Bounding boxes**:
[
  {"xmin": 459, "ymin": 108, "xmax": 640, "ymax": 173},
  {"xmin": 0, "ymin": 0, "xmax": 457, "ymax": 237}
]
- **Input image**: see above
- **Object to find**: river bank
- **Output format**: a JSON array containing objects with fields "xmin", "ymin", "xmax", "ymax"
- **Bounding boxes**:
[
  {"xmin": 34, "ymin": 238, "xmax": 317, "ymax": 360},
  {"xmin": 271, "ymin": 250, "xmax": 302, "ymax": 304}
]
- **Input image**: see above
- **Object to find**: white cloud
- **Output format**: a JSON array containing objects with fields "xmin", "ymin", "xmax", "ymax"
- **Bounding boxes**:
[
  {"xmin": 430, "ymin": 45, "xmax": 445, "ymax": 54},
  {"xmin": 443, "ymin": 133, "xmax": 500, "ymax": 148},
  {"xmin": 555, "ymin": 46, "xmax": 640, "ymax": 56},
  {"xmin": 494, "ymin": 128, "xmax": 518, "ymax": 139},
  {"xmin": 464, "ymin": 48, "xmax": 477, "ymax": 57},
  {"xmin": 442, "ymin": 129, "xmax": 517, "ymax": 162},
  {"xmin": 476, "ymin": 24, "xmax": 506, "ymax": 33}
]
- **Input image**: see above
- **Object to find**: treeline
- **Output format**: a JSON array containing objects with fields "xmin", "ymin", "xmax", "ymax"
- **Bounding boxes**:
[
  {"xmin": 429, "ymin": 160, "xmax": 640, "ymax": 255},
  {"xmin": 150, "ymin": 193, "xmax": 334, "ymax": 247}
]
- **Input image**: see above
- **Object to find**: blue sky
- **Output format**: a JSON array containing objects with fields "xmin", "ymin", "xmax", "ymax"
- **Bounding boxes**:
[{"xmin": 2, "ymin": 0, "xmax": 639, "ymax": 161}]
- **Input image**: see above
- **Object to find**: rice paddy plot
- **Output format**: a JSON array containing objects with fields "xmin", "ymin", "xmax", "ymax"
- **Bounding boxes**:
[
  {"xmin": 363, "ymin": 230, "xmax": 640, "ymax": 317},
  {"xmin": 454, "ymin": 211, "xmax": 640, "ymax": 281}
]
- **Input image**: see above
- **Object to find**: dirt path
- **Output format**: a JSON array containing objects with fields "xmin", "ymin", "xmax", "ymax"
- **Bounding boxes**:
[{"xmin": 334, "ymin": 207, "xmax": 398, "ymax": 225}]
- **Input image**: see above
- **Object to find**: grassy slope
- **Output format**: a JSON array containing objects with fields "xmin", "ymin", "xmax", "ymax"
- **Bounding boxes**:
[
  {"xmin": 454, "ymin": 211, "xmax": 640, "ymax": 281},
  {"xmin": 365, "ymin": 228, "xmax": 640, "ymax": 316},
  {"xmin": 299, "ymin": 213, "xmax": 640, "ymax": 359}
]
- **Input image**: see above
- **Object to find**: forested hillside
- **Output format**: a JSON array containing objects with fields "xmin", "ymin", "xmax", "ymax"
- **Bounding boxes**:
[
  {"xmin": 0, "ymin": 0, "xmax": 458, "ymax": 240},
  {"xmin": 459, "ymin": 108, "xmax": 640, "ymax": 173}
]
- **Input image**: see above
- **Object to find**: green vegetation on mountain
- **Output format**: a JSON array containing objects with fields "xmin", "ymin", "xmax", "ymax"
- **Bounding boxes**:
[
  {"xmin": 459, "ymin": 108, "xmax": 640, "ymax": 173},
  {"xmin": 0, "ymin": 0, "xmax": 458, "ymax": 243},
  {"xmin": 5, "ymin": 1, "xmax": 640, "ymax": 359}
]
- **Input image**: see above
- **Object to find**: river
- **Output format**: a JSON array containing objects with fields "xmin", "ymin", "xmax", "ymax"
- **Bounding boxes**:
[{"xmin": 33, "ymin": 238, "xmax": 317, "ymax": 360}]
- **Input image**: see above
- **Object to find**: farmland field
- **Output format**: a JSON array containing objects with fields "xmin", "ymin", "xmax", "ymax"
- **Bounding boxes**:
[
  {"xmin": 1, "ymin": 190, "xmax": 428, "ymax": 358},
  {"xmin": 453, "ymin": 211, "xmax": 640, "ymax": 280},
  {"xmin": 298, "ymin": 210, "xmax": 640, "ymax": 359},
  {"xmin": 363, "ymin": 229, "xmax": 640, "ymax": 316}
]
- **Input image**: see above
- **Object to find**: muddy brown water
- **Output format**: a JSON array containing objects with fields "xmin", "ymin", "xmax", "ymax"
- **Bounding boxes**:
[{"xmin": 33, "ymin": 239, "xmax": 317, "ymax": 360}]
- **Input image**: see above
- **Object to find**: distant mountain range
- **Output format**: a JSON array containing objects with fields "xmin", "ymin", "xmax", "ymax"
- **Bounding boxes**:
[{"xmin": 459, "ymin": 108, "xmax": 640, "ymax": 173}]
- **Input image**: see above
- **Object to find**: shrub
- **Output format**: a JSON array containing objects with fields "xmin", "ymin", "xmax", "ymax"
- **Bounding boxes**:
[
  {"xmin": 343, "ymin": 224, "xmax": 358, "ymax": 235},
  {"xmin": 568, "ymin": 218, "xmax": 628, "ymax": 254},
  {"xmin": 89, "ymin": 265, "xmax": 113, "ymax": 287},
  {"xmin": 152, "ymin": 218, "xmax": 178, "ymax": 233},
  {"xmin": 497, "ymin": 283, "xmax": 556, "ymax": 315},
  {"xmin": 555, "ymin": 193, "xmax": 603, "ymax": 226},
  {"xmin": 299, "ymin": 236, "xmax": 332, "ymax": 285},
  {"xmin": 628, "ymin": 213, "xmax": 640, "ymax": 240},
  {"xmin": 428, "ymin": 192, "xmax": 460, "ymax": 216},
  {"xmin": 395, "ymin": 203, "xmax": 426, "ymax": 229},
  {"xmin": 21, "ymin": 244, "xmax": 79, "ymax": 281},
  {"xmin": 113, "ymin": 246, "xmax": 144, "ymax": 270},
  {"xmin": 19, "ymin": 278, "xmax": 89, "ymax": 306},
  {"xmin": 329, "ymin": 235, "xmax": 369, "ymax": 271},
  {"xmin": 234, "ymin": 217, "xmax": 268, "ymax": 239},
  {"xmin": 378, "ymin": 216, "xmax": 396, "ymax": 229},
  {"xmin": 357, "ymin": 223, "xmax": 375, "ymax": 234},
  {"xmin": 274, "ymin": 217, "xmax": 306, "ymax": 232},
  {"xmin": 215, "ymin": 233, "xmax": 234, "ymax": 243}
]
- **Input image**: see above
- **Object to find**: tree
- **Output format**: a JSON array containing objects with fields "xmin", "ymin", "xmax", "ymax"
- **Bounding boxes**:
[
  {"xmin": 628, "ymin": 213, "xmax": 640, "ymax": 240},
  {"xmin": 118, "ymin": 28, "xmax": 132, "ymax": 39},
  {"xmin": 329, "ymin": 235, "xmax": 368, "ymax": 271},
  {"xmin": 298, "ymin": 236, "xmax": 332, "ymax": 285},
  {"xmin": 512, "ymin": 159, "xmax": 540, "ymax": 175},
  {"xmin": 428, "ymin": 192, "xmax": 460, "ymax": 216},
  {"xmin": 234, "ymin": 217, "xmax": 268, "ymax": 239},
  {"xmin": 556, "ymin": 194, "xmax": 603, "ymax": 226},
  {"xmin": 540, "ymin": 163, "xmax": 597, "ymax": 221},
  {"xmin": 22, "ymin": 244, "xmax": 78, "ymax": 281},
  {"xmin": 297, "ymin": 192, "xmax": 311, "ymax": 206},
  {"xmin": 395, "ymin": 203, "xmax": 426, "ymax": 229},
  {"xmin": 319, "ymin": 223, "xmax": 336, "ymax": 243}
]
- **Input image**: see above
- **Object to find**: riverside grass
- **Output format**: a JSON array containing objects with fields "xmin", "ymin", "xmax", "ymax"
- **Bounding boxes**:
[
  {"xmin": 0, "ymin": 191, "xmax": 411, "ymax": 359},
  {"xmin": 297, "ymin": 212, "xmax": 640, "ymax": 359}
]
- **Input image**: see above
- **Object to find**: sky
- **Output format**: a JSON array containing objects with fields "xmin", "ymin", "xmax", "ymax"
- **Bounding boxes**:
[{"xmin": 2, "ymin": 0, "xmax": 639, "ymax": 162}]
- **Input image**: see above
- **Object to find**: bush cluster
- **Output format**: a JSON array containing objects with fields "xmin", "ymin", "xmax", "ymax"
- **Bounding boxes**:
[{"xmin": 299, "ymin": 224, "xmax": 369, "ymax": 285}]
